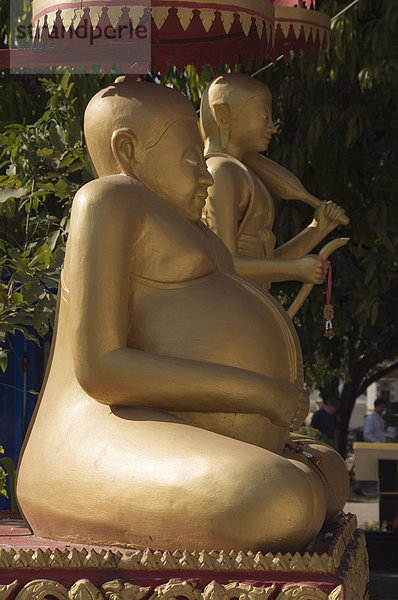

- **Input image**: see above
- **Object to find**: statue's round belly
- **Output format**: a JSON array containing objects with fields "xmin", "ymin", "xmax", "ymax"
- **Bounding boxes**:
[{"xmin": 128, "ymin": 271, "xmax": 296, "ymax": 382}]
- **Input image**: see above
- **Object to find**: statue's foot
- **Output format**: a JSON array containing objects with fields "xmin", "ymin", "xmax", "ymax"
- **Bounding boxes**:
[{"xmin": 283, "ymin": 434, "xmax": 350, "ymax": 522}]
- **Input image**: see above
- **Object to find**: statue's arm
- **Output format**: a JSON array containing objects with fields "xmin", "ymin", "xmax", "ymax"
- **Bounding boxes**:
[
  {"xmin": 204, "ymin": 157, "xmax": 245, "ymax": 254},
  {"xmin": 69, "ymin": 180, "xmax": 299, "ymax": 427},
  {"xmin": 205, "ymin": 159, "xmax": 326, "ymax": 285},
  {"xmin": 273, "ymin": 201, "xmax": 348, "ymax": 259},
  {"xmin": 243, "ymin": 152, "xmax": 348, "ymax": 259}
]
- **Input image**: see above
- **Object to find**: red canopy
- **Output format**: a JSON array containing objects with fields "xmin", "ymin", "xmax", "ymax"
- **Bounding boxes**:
[{"xmin": 2, "ymin": 0, "xmax": 330, "ymax": 73}]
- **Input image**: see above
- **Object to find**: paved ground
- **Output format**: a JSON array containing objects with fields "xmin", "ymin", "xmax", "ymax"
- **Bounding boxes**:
[
  {"xmin": 345, "ymin": 500, "xmax": 379, "ymax": 527},
  {"xmin": 368, "ymin": 572, "xmax": 398, "ymax": 600}
]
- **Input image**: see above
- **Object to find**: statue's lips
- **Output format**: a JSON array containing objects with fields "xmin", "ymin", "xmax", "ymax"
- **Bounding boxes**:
[
  {"xmin": 260, "ymin": 137, "xmax": 273, "ymax": 152},
  {"xmin": 195, "ymin": 189, "xmax": 209, "ymax": 204}
]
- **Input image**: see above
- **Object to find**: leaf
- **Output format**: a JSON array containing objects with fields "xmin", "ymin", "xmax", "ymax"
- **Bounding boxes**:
[
  {"xmin": 0, "ymin": 197, "xmax": 16, "ymax": 218},
  {"xmin": 54, "ymin": 178, "xmax": 69, "ymax": 198},
  {"xmin": 370, "ymin": 301, "xmax": 379, "ymax": 326},
  {"xmin": 6, "ymin": 165, "xmax": 16, "ymax": 176},
  {"xmin": 363, "ymin": 260, "xmax": 377, "ymax": 286},
  {"xmin": 11, "ymin": 292, "xmax": 24, "ymax": 305},
  {"xmin": 375, "ymin": 227, "xmax": 395, "ymax": 254},
  {"xmin": 67, "ymin": 120, "xmax": 82, "ymax": 146},
  {"xmin": 29, "ymin": 243, "xmax": 52, "ymax": 270},
  {"xmin": 60, "ymin": 73, "xmax": 71, "ymax": 91},
  {"xmin": 0, "ymin": 350, "xmax": 8, "ymax": 373},
  {"xmin": 48, "ymin": 122, "xmax": 66, "ymax": 152},
  {"xmin": 55, "ymin": 124, "xmax": 67, "ymax": 147},
  {"xmin": 37, "ymin": 148, "xmax": 54, "ymax": 158},
  {"xmin": 0, "ymin": 187, "xmax": 27, "ymax": 202},
  {"xmin": 46, "ymin": 230, "xmax": 61, "ymax": 251},
  {"xmin": 39, "ymin": 182, "xmax": 56, "ymax": 192},
  {"xmin": 58, "ymin": 153, "xmax": 76, "ymax": 169}
]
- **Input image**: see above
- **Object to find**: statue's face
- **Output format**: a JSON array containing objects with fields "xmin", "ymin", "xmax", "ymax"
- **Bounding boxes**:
[
  {"xmin": 138, "ymin": 120, "xmax": 213, "ymax": 222},
  {"xmin": 231, "ymin": 93, "xmax": 276, "ymax": 153}
]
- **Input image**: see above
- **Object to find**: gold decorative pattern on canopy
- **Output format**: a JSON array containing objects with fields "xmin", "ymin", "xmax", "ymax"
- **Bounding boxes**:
[
  {"xmin": 32, "ymin": 0, "xmax": 275, "ymax": 39},
  {"xmin": 274, "ymin": 5, "xmax": 330, "ymax": 57}
]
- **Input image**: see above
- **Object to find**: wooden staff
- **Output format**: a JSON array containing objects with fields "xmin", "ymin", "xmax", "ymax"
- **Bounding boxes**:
[{"xmin": 288, "ymin": 237, "xmax": 350, "ymax": 318}]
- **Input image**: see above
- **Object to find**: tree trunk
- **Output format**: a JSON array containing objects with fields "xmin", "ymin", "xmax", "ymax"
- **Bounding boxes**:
[{"xmin": 338, "ymin": 381, "xmax": 358, "ymax": 458}]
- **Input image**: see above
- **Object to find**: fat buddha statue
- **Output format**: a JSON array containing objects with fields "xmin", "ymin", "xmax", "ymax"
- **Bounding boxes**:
[
  {"xmin": 200, "ymin": 74, "xmax": 349, "ymax": 290},
  {"xmin": 16, "ymin": 80, "xmax": 349, "ymax": 554}
]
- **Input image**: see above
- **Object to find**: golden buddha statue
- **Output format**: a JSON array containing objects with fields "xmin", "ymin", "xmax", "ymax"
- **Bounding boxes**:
[
  {"xmin": 16, "ymin": 80, "xmax": 349, "ymax": 554},
  {"xmin": 200, "ymin": 73, "xmax": 349, "ymax": 290}
]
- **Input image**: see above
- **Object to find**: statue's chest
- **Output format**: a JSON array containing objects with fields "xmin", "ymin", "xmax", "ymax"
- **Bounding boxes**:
[
  {"xmin": 130, "ymin": 211, "xmax": 215, "ymax": 284},
  {"xmin": 239, "ymin": 169, "xmax": 275, "ymax": 232}
]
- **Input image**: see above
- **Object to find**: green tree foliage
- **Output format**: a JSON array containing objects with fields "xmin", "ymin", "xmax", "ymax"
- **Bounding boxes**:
[{"xmin": 0, "ymin": 73, "xmax": 112, "ymax": 370}]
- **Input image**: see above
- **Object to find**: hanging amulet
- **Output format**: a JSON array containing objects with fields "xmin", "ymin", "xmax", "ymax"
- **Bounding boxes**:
[{"xmin": 323, "ymin": 303, "xmax": 335, "ymax": 337}]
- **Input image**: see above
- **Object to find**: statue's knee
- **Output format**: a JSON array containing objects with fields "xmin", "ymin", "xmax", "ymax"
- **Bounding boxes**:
[
  {"xmin": 309, "ymin": 445, "xmax": 349, "ymax": 520},
  {"xmin": 208, "ymin": 453, "xmax": 325, "ymax": 551}
]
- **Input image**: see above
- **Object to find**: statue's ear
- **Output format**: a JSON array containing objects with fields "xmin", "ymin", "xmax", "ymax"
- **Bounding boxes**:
[
  {"xmin": 111, "ymin": 128, "xmax": 139, "ymax": 176},
  {"xmin": 212, "ymin": 101, "xmax": 231, "ymax": 149}
]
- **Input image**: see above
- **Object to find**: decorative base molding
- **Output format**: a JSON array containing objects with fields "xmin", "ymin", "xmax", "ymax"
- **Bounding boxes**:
[{"xmin": 0, "ymin": 514, "xmax": 369, "ymax": 600}]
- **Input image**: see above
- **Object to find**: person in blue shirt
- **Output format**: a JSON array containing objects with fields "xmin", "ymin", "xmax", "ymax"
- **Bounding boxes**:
[
  {"xmin": 363, "ymin": 398, "xmax": 388, "ymax": 443},
  {"xmin": 311, "ymin": 400, "xmax": 339, "ymax": 445}
]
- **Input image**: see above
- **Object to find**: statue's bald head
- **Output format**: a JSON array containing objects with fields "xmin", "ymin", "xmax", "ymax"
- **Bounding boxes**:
[
  {"xmin": 84, "ymin": 80, "xmax": 198, "ymax": 177},
  {"xmin": 200, "ymin": 74, "xmax": 272, "ymax": 154}
]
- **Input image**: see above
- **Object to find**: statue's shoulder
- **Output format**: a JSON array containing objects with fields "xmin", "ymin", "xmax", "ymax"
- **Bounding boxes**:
[
  {"xmin": 205, "ymin": 153, "xmax": 253, "ymax": 200},
  {"xmin": 73, "ymin": 175, "xmax": 151, "ymax": 220},
  {"xmin": 76, "ymin": 174, "xmax": 144, "ymax": 202},
  {"xmin": 206, "ymin": 153, "xmax": 244, "ymax": 173},
  {"xmin": 206, "ymin": 153, "xmax": 251, "ymax": 184}
]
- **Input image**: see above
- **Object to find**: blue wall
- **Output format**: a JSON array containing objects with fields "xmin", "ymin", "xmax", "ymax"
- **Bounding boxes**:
[{"xmin": 0, "ymin": 332, "xmax": 43, "ymax": 510}]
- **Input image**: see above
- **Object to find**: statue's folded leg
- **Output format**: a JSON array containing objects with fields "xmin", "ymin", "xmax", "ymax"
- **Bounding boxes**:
[
  {"xmin": 283, "ymin": 433, "xmax": 350, "ymax": 522},
  {"xmin": 18, "ymin": 404, "xmax": 327, "ymax": 553}
]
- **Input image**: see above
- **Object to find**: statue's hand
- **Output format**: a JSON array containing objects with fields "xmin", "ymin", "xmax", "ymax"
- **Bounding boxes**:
[
  {"xmin": 290, "ymin": 388, "xmax": 310, "ymax": 430},
  {"xmin": 295, "ymin": 255, "xmax": 327, "ymax": 284},
  {"xmin": 313, "ymin": 200, "xmax": 348, "ymax": 233},
  {"xmin": 260, "ymin": 380, "xmax": 305, "ymax": 428}
]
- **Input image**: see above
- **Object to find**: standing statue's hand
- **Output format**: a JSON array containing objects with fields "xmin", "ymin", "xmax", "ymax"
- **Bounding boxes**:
[
  {"xmin": 314, "ymin": 200, "xmax": 348, "ymax": 233},
  {"xmin": 295, "ymin": 255, "xmax": 328, "ymax": 284}
]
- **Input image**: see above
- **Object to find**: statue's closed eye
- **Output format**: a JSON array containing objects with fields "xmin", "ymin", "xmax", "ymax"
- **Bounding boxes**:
[
  {"xmin": 186, "ymin": 157, "xmax": 201, "ymax": 166},
  {"xmin": 183, "ymin": 147, "xmax": 202, "ymax": 167}
]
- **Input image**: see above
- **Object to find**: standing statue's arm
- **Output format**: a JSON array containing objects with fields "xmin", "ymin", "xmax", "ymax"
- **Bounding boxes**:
[
  {"xmin": 69, "ymin": 180, "xmax": 299, "ymax": 427},
  {"xmin": 243, "ymin": 152, "xmax": 349, "ymax": 259},
  {"xmin": 274, "ymin": 201, "xmax": 349, "ymax": 259}
]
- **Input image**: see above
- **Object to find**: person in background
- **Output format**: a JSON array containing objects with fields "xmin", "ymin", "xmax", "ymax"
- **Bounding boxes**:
[
  {"xmin": 363, "ymin": 398, "xmax": 388, "ymax": 443},
  {"xmin": 311, "ymin": 399, "xmax": 339, "ymax": 445}
]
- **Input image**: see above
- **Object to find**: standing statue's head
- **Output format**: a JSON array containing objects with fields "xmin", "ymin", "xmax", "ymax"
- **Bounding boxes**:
[
  {"xmin": 200, "ymin": 73, "xmax": 276, "ymax": 157},
  {"xmin": 84, "ymin": 80, "xmax": 213, "ymax": 222}
]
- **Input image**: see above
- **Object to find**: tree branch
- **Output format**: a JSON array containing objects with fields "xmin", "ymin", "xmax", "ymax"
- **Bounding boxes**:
[{"xmin": 358, "ymin": 361, "xmax": 398, "ymax": 396}]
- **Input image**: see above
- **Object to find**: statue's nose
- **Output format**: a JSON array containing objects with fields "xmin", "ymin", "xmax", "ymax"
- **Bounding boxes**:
[{"xmin": 201, "ymin": 165, "xmax": 214, "ymax": 188}]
